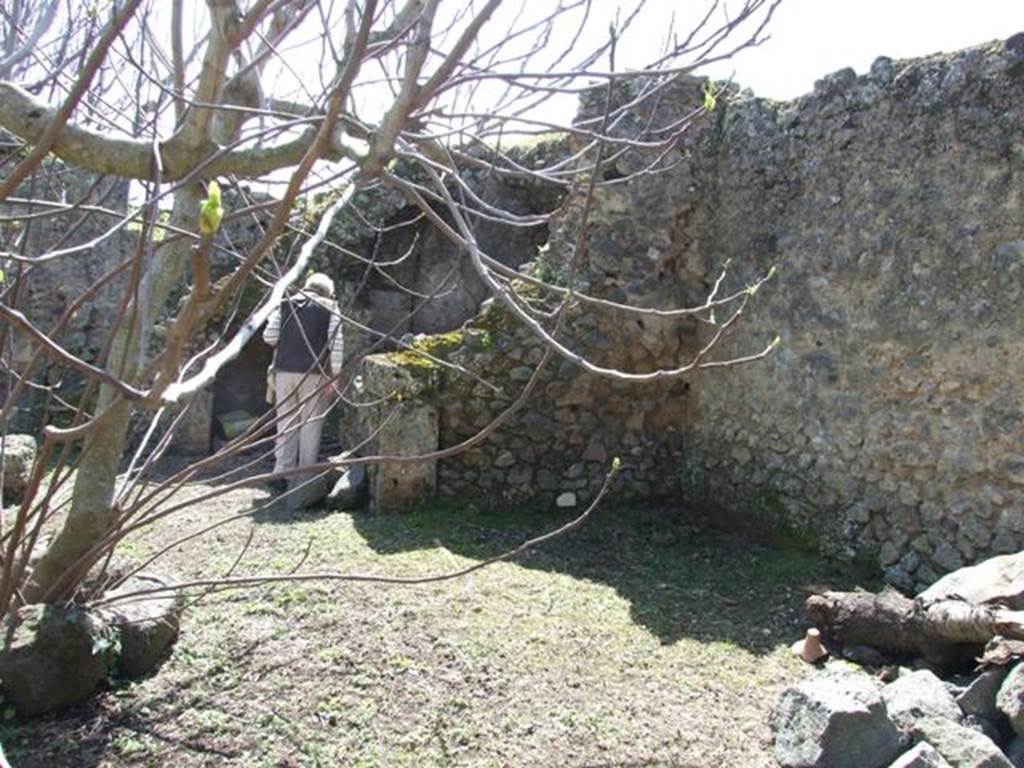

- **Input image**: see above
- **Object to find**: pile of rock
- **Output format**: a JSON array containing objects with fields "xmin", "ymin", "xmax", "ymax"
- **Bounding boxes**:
[
  {"xmin": 771, "ymin": 660, "xmax": 1024, "ymax": 767},
  {"xmin": 0, "ymin": 574, "xmax": 181, "ymax": 716}
]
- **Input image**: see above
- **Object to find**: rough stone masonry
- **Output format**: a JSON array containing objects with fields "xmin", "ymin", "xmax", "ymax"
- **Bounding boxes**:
[
  {"xmin": 5, "ymin": 37, "xmax": 1022, "ymax": 589},
  {"xmin": 372, "ymin": 36, "xmax": 1024, "ymax": 588}
]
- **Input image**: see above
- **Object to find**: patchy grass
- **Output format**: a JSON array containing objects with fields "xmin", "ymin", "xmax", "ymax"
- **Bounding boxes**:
[{"xmin": 1, "ymin": 475, "xmax": 861, "ymax": 767}]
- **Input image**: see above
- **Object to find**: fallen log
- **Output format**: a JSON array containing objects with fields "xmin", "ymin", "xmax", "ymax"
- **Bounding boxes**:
[
  {"xmin": 806, "ymin": 551, "xmax": 1024, "ymax": 667},
  {"xmin": 806, "ymin": 587, "xmax": 1024, "ymax": 667}
]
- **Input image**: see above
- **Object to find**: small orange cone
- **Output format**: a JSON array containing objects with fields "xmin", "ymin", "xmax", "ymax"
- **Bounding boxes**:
[{"xmin": 791, "ymin": 628, "xmax": 828, "ymax": 663}]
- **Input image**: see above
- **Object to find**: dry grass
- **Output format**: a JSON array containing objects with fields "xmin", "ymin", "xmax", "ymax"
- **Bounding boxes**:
[{"xmin": 1, "ymin": 470, "xmax": 861, "ymax": 767}]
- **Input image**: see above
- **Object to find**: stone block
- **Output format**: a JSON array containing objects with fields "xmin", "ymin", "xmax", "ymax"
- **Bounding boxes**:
[
  {"xmin": 0, "ymin": 604, "xmax": 115, "ymax": 716},
  {"xmin": 169, "ymin": 389, "xmax": 214, "ymax": 456},
  {"xmin": 582, "ymin": 441, "xmax": 607, "ymax": 463},
  {"xmin": 1, "ymin": 433, "xmax": 36, "ymax": 501},
  {"xmin": 920, "ymin": 554, "xmax": 1024, "ymax": 612},
  {"xmin": 889, "ymin": 743, "xmax": 953, "ymax": 768},
  {"xmin": 327, "ymin": 464, "xmax": 367, "ymax": 510},
  {"xmin": 958, "ymin": 668, "xmax": 1010, "ymax": 721},
  {"xmin": 102, "ymin": 574, "xmax": 182, "ymax": 678},
  {"xmin": 556, "ymin": 492, "xmax": 577, "ymax": 508},
  {"xmin": 883, "ymin": 670, "xmax": 963, "ymax": 730},
  {"xmin": 360, "ymin": 354, "xmax": 440, "ymax": 512},
  {"xmin": 910, "ymin": 716, "xmax": 1012, "ymax": 768},
  {"xmin": 998, "ymin": 664, "xmax": 1024, "ymax": 735},
  {"xmin": 285, "ymin": 471, "xmax": 335, "ymax": 511},
  {"xmin": 884, "ymin": 565, "xmax": 916, "ymax": 596},
  {"xmin": 495, "ymin": 451, "xmax": 516, "ymax": 468},
  {"xmin": 770, "ymin": 668, "xmax": 904, "ymax": 768},
  {"xmin": 372, "ymin": 401, "xmax": 438, "ymax": 512}
]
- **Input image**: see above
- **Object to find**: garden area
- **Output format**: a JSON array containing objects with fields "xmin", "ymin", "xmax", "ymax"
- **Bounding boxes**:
[
  {"xmin": 2, "ymin": 1, "xmax": 1023, "ymax": 766},
  {"xmin": 2, "ymin": 467, "xmax": 851, "ymax": 767}
]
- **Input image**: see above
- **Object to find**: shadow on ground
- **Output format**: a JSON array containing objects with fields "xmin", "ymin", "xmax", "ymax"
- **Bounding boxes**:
[
  {"xmin": 1, "ymin": 489, "xmax": 872, "ymax": 768},
  {"xmin": 350, "ymin": 498, "xmax": 868, "ymax": 651},
  {"xmin": 136, "ymin": 448, "xmax": 277, "ymax": 490},
  {"xmin": 0, "ymin": 637, "xmax": 268, "ymax": 768}
]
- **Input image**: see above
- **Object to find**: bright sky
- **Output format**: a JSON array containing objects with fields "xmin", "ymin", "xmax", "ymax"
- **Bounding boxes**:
[
  {"xmin": 221, "ymin": 0, "xmax": 1024, "ymax": 134},
  {"xmin": 691, "ymin": 0, "xmax": 1024, "ymax": 99},
  {"xmin": 241, "ymin": 0, "xmax": 1024, "ymax": 189}
]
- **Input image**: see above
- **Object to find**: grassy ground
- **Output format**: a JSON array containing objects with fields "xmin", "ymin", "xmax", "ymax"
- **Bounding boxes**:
[{"xmin": 0, "ymin": 472, "xmax": 862, "ymax": 767}]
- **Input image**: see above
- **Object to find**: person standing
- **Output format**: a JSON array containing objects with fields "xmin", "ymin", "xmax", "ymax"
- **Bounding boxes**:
[{"xmin": 262, "ymin": 272, "xmax": 344, "ymax": 493}]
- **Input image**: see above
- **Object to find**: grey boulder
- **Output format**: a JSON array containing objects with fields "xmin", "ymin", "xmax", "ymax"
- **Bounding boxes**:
[
  {"xmin": 101, "ymin": 573, "xmax": 182, "ymax": 678},
  {"xmin": 327, "ymin": 464, "xmax": 367, "ymax": 510},
  {"xmin": 910, "ymin": 717, "xmax": 1011, "ymax": 768},
  {"xmin": 285, "ymin": 471, "xmax": 334, "ymax": 511},
  {"xmin": 918, "ymin": 553, "xmax": 1024, "ymax": 611},
  {"xmin": 883, "ymin": 670, "xmax": 963, "ymax": 730},
  {"xmin": 0, "ymin": 604, "xmax": 115, "ymax": 716},
  {"xmin": 999, "ymin": 664, "xmax": 1024, "ymax": 735},
  {"xmin": 770, "ymin": 668, "xmax": 905, "ymax": 768},
  {"xmin": 1, "ymin": 434, "xmax": 37, "ymax": 501},
  {"xmin": 959, "ymin": 668, "xmax": 1011, "ymax": 721}
]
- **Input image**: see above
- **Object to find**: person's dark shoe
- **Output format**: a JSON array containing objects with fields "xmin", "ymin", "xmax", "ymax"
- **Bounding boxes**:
[{"xmin": 267, "ymin": 478, "xmax": 288, "ymax": 495}]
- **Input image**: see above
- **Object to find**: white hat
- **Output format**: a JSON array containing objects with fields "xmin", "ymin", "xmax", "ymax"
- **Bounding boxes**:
[{"xmin": 303, "ymin": 272, "xmax": 335, "ymax": 298}]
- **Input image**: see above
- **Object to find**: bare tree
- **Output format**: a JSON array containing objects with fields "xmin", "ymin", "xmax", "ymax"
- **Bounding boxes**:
[{"xmin": 0, "ymin": 0, "xmax": 780, "ymax": 623}]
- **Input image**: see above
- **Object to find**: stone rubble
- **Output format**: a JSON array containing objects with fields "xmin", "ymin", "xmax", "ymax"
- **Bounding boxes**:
[
  {"xmin": 770, "ymin": 659, "xmax": 1024, "ymax": 768},
  {"xmin": 997, "ymin": 665, "xmax": 1024, "ymax": 735}
]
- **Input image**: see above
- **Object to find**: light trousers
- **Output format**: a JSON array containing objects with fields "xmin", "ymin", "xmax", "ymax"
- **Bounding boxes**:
[{"xmin": 272, "ymin": 370, "xmax": 329, "ymax": 477}]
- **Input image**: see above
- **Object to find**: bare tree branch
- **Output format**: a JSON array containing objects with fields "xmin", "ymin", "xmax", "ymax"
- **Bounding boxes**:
[
  {"xmin": 0, "ymin": 0, "xmax": 60, "ymax": 79},
  {"xmin": 0, "ymin": 0, "xmax": 144, "ymax": 203}
]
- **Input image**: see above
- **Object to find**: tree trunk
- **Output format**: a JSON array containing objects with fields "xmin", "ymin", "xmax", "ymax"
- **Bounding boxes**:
[
  {"xmin": 23, "ymin": 185, "xmax": 202, "ymax": 604},
  {"xmin": 806, "ymin": 588, "xmax": 1024, "ymax": 667}
]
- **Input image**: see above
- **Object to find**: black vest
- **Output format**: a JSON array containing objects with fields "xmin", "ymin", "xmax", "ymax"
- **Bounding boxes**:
[{"xmin": 275, "ymin": 296, "xmax": 332, "ymax": 373}]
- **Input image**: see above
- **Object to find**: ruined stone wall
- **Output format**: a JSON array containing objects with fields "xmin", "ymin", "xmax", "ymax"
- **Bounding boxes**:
[
  {"xmin": 0, "ymin": 175, "xmax": 280, "ymax": 445},
  {"xmin": 685, "ymin": 40, "xmax": 1024, "ymax": 587},
  {"xmin": 404, "ymin": 37, "xmax": 1024, "ymax": 588},
  {"xmin": 0, "ymin": 162, "xmax": 135, "ymax": 432},
  {"xmin": 430, "ymin": 300, "xmax": 692, "ymax": 508},
  {"xmin": 311, "ymin": 140, "xmax": 565, "ymax": 362}
]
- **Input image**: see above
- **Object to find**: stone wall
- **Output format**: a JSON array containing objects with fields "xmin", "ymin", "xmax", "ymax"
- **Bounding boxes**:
[
  {"xmin": 0, "ymin": 162, "xmax": 135, "ymax": 432},
  {"xmin": 0, "ymin": 142, "xmax": 564, "ymax": 451},
  {"xmin": 0, "ymin": 176, "xmax": 279, "ymax": 445},
  {"xmin": 374, "ymin": 37, "xmax": 1024, "ymax": 588},
  {"xmin": 5, "ymin": 37, "xmax": 1022, "ymax": 588},
  {"xmin": 682, "ymin": 40, "xmax": 1024, "ymax": 587},
  {"xmin": 310, "ymin": 139, "xmax": 566, "ymax": 363}
]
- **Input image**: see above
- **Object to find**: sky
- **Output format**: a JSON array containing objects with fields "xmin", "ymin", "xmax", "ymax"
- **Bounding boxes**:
[
  {"xmin": 402, "ymin": 0, "xmax": 1024, "ymax": 132},
  {"xmin": 687, "ymin": 0, "xmax": 1024, "ymax": 100},
  {"xmin": 199, "ymin": 1, "xmax": 1024, "ymax": 132},
  {"xmin": 234, "ymin": 0, "xmax": 1024, "ymax": 189}
]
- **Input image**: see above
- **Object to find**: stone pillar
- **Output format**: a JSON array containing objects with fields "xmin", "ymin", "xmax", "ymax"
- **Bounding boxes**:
[
  {"xmin": 168, "ymin": 389, "xmax": 214, "ymax": 456},
  {"xmin": 360, "ymin": 355, "xmax": 438, "ymax": 512}
]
